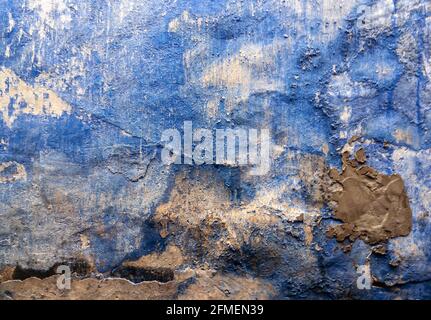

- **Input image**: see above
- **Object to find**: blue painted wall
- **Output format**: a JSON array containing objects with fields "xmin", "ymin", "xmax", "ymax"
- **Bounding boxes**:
[{"xmin": 0, "ymin": 0, "xmax": 430, "ymax": 299}]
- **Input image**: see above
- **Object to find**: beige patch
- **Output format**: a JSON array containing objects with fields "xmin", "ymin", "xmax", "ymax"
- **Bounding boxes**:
[
  {"xmin": 80, "ymin": 235, "xmax": 90, "ymax": 250},
  {"xmin": 178, "ymin": 270, "xmax": 275, "ymax": 300},
  {"xmin": 168, "ymin": 11, "xmax": 204, "ymax": 33},
  {"xmin": 393, "ymin": 128, "xmax": 417, "ymax": 147},
  {"xmin": 205, "ymin": 98, "xmax": 219, "ymax": 119},
  {"xmin": 0, "ymin": 68, "xmax": 72, "ymax": 127},
  {"xmin": 123, "ymin": 245, "xmax": 184, "ymax": 270},
  {"xmin": 0, "ymin": 161, "xmax": 27, "ymax": 183},
  {"xmin": 0, "ymin": 266, "xmax": 15, "ymax": 283},
  {"xmin": 304, "ymin": 225, "xmax": 313, "ymax": 246},
  {"xmin": 201, "ymin": 42, "xmax": 284, "ymax": 114},
  {"xmin": 322, "ymin": 144, "xmax": 329, "ymax": 156},
  {"xmin": 0, "ymin": 276, "xmax": 179, "ymax": 300},
  {"xmin": 154, "ymin": 169, "xmax": 286, "ymax": 259}
]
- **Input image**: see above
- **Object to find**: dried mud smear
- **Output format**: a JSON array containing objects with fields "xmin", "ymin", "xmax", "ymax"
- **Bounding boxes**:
[{"xmin": 327, "ymin": 148, "xmax": 412, "ymax": 244}]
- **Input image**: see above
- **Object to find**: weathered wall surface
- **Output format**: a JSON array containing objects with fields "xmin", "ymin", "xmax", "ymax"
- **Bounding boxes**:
[{"xmin": 0, "ymin": 0, "xmax": 430, "ymax": 299}]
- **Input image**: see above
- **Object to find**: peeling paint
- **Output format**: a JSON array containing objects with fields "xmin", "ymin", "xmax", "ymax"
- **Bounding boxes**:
[
  {"xmin": 0, "ymin": 161, "xmax": 27, "ymax": 183},
  {"xmin": 0, "ymin": 0, "xmax": 430, "ymax": 300},
  {"xmin": 0, "ymin": 68, "xmax": 71, "ymax": 127}
]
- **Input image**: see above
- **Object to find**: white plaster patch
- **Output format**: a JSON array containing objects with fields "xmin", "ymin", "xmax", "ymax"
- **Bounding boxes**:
[
  {"xmin": 376, "ymin": 63, "xmax": 395, "ymax": 80},
  {"xmin": 0, "ymin": 138, "xmax": 8, "ymax": 151},
  {"xmin": 357, "ymin": 0, "xmax": 395, "ymax": 35},
  {"xmin": 27, "ymin": 0, "xmax": 72, "ymax": 38},
  {"xmin": 7, "ymin": 12, "xmax": 15, "ymax": 33},
  {"xmin": 268, "ymin": 0, "xmax": 360, "ymax": 43},
  {"xmin": 168, "ymin": 10, "xmax": 204, "ymax": 33},
  {"xmin": 340, "ymin": 106, "xmax": 351, "ymax": 123},
  {"xmin": 5, "ymin": 46, "xmax": 11, "ymax": 58},
  {"xmin": 392, "ymin": 147, "xmax": 431, "ymax": 217},
  {"xmin": 206, "ymin": 98, "xmax": 219, "ymax": 119},
  {"xmin": 424, "ymin": 53, "xmax": 431, "ymax": 80},
  {"xmin": 318, "ymin": 0, "xmax": 360, "ymax": 41},
  {"xmin": 395, "ymin": 0, "xmax": 425, "ymax": 27},
  {"xmin": 327, "ymin": 73, "xmax": 376, "ymax": 99},
  {"xmin": 23, "ymin": 0, "xmax": 73, "ymax": 68}
]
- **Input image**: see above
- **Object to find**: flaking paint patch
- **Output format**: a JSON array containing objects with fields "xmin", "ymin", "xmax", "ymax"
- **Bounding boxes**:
[
  {"xmin": 248, "ymin": 0, "xmax": 360, "ymax": 43},
  {"xmin": 168, "ymin": 10, "xmax": 204, "ymax": 33},
  {"xmin": 27, "ymin": 0, "xmax": 72, "ymax": 38},
  {"xmin": 0, "ymin": 162, "xmax": 27, "ymax": 183},
  {"xmin": 154, "ymin": 168, "xmax": 291, "ymax": 267},
  {"xmin": 201, "ymin": 41, "xmax": 285, "ymax": 113},
  {"xmin": 357, "ymin": 0, "xmax": 395, "ymax": 36},
  {"xmin": 340, "ymin": 106, "xmax": 352, "ymax": 124},
  {"xmin": 298, "ymin": 153, "xmax": 330, "ymax": 208},
  {"xmin": 395, "ymin": 0, "xmax": 427, "ymax": 27},
  {"xmin": 205, "ymin": 98, "xmax": 219, "ymax": 119},
  {"xmin": 393, "ymin": 128, "xmax": 418, "ymax": 148},
  {"xmin": 80, "ymin": 235, "xmax": 90, "ymax": 250},
  {"xmin": 0, "ymin": 68, "xmax": 72, "ymax": 127},
  {"xmin": 392, "ymin": 147, "xmax": 431, "ymax": 216}
]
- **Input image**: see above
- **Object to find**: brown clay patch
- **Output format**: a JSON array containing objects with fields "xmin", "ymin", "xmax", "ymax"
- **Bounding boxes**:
[{"xmin": 326, "ymin": 148, "xmax": 412, "ymax": 244}]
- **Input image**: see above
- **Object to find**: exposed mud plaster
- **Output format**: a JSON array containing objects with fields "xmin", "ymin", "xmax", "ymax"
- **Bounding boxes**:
[
  {"xmin": 122, "ymin": 245, "xmax": 185, "ymax": 270},
  {"xmin": 80, "ymin": 235, "xmax": 90, "ymax": 250},
  {"xmin": 0, "ymin": 268, "xmax": 275, "ymax": 300},
  {"xmin": 0, "ymin": 266, "xmax": 15, "ymax": 283},
  {"xmin": 152, "ymin": 166, "xmax": 321, "ymax": 291},
  {"xmin": 154, "ymin": 169, "xmax": 248, "ymax": 257},
  {"xmin": 0, "ymin": 68, "xmax": 71, "ymax": 127},
  {"xmin": 154, "ymin": 167, "xmax": 310, "ymax": 254},
  {"xmin": 327, "ymin": 148, "xmax": 412, "ymax": 244},
  {"xmin": 0, "ymin": 276, "xmax": 179, "ymax": 300},
  {"xmin": 178, "ymin": 270, "xmax": 275, "ymax": 300}
]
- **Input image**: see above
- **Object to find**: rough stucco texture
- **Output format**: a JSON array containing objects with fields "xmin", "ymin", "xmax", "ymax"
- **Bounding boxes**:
[{"xmin": 0, "ymin": 0, "xmax": 431, "ymax": 300}]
